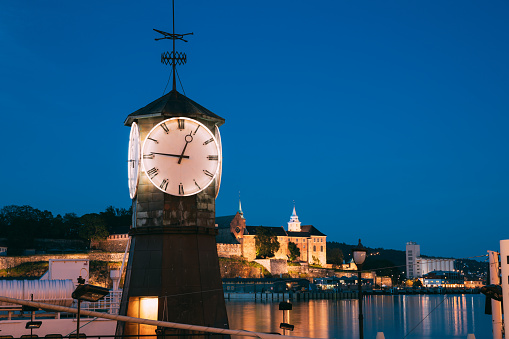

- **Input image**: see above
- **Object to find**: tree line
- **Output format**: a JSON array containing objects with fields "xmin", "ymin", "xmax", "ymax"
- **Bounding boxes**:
[{"xmin": 0, "ymin": 205, "xmax": 131, "ymax": 252}]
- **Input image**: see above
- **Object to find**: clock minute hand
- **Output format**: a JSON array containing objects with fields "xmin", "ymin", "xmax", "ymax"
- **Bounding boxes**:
[
  {"xmin": 178, "ymin": 132, "xmax": 194, "ymax": 164},
  {"xmin": 151, "ymin": 152, "xmax": 189, "ymax": 159}
]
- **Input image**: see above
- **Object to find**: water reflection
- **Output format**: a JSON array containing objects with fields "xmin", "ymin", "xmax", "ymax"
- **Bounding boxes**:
[{"xmin": 225, "ymin": 295, "xmax": 491, "ymax": 339}]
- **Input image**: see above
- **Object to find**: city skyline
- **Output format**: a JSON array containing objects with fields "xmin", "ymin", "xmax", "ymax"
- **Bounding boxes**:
[{"xmin": 1, "ymin": 1, "xmax": 508, "ymax": 259}]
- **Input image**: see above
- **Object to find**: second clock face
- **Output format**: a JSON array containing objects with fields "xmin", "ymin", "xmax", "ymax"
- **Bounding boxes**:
[{"xmin": 142, "ymin": 117, "xmax": 221, "ymax": 196}]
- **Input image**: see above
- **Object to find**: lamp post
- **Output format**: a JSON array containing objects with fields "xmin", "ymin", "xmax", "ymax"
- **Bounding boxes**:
[
  {"xmin": 352, "ymin": 239, "xmax": 367, "ymax": 339},
  {"xmin": 71, "ymin": 276, "xmax": 109, "ymax": 339}
]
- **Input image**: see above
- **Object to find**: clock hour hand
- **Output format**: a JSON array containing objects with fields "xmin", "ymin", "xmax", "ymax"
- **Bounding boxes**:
[
  {"xmin": 150, "ymin": 152, "xmax": 189, "ymax": 159},
  {"xmin": 178, "ymin": 131, "xmax": 194, "ymax": 164}
]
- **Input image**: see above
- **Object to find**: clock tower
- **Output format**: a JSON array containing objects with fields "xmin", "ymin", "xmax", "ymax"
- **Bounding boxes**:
[{"xmin": 117, "ymin": 7, "xmax": 229, "ymax": 337}]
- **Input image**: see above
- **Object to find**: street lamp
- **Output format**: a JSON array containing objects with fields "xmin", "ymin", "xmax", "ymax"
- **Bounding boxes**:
[
  {"xmin": 72, "ymin": 276, "xmax": 109, "ymax": 339},
  {"xmin": 352, "ymin": 239, "xmax": 367, "ymax": 339}
]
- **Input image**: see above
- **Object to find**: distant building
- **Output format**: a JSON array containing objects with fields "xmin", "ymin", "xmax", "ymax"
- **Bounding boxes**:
[
  {"xmin": 223, "ymin": 278, "xmax": 309, "ymax": 293},
  {"xmin": 421, "ymin": 270, "xmax": 465, "ymax": 288},
  {"xmin": 406, "ymin": 241, "xmax": 455, "ymax": 279},
  {"xmin": 216, "ymin": 203, "xmax": 327, "ymax": 266},
  {"xmin": 464, "ymin": 280, "xmax": 483, "ymax": 289}
]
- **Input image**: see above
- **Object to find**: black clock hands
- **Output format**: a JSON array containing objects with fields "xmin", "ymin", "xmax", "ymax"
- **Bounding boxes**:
[
  {"xmin": 149, "ymin": 152, "xmax": 189, "ymax": 159},
  {"xmin": 178, "ymin": 131, "xmax": 194, "ymax": 164}
]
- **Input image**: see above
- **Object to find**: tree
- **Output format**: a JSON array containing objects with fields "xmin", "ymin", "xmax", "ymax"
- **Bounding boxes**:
[
  {"xmin": 326, "ymin": 247, "xmax": 344, "ymax": 266},
  {"xmin": 255, "ymin": 227, "xmax": 280, "ymax": 259},
  {"xmin": 0, "ymin": 205, "xmax": 55, "ymax": 252},
  {"xmin": 364, "ymin": 258, "xmax": 405, "ymax": 286},
  {"xmin": 100, "ymin": 206, "xmax": 132, "ymax": 231},
  {"xmin": 311, "ymin": 255, "xmax": 322, "ymax": 267},
  {"xmin": 288, "ymin": 242, "xmax": 300, "ymax": 261},
  {"xmin": 78, "ymin": 213, "xmax": 109, "ymax": 241}
]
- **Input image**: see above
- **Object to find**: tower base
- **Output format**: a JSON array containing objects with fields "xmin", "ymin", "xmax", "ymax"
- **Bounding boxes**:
[{"xmin": 116, "ymin": 226, "xmax": 229, "ymax": 338}]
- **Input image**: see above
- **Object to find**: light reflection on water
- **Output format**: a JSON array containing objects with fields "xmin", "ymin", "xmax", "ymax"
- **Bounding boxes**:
[{"xmin": 226, "ymin": 294, "xmax": 491, "ymax": 339}]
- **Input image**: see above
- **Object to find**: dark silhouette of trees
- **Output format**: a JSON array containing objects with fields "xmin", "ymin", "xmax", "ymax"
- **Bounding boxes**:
[
  {"xmin": 79, "ymin": 213, "xmax": 109, "ymax": 241},
  {"xmin": 0, "ymin": 205, "xmax": 131, "ymax": 253},
  {"xmin": 326, "ymin": 247, "xmax": 344, "ymax": 266},
  {"xmin": 255, "ymin": 227, "xmax": 280, "ymax": 259},
  {"xmin": 288, "ymin": 241, "xmax": 301, "ymax": 261}
]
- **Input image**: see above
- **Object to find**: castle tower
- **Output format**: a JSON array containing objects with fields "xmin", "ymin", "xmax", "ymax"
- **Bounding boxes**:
[{"xmin": 287, "ymin": 204, "xmax": 301, "ymax": 232}]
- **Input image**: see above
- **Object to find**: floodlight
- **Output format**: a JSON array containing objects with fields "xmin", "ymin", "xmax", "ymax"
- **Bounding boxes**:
[
  {"xmin": 280, "ymin": 323, "xmax": 294, "ymax": 331},
  {"xmin": 25, "ymin": 321, "xmax": 42, "ymax": 329},
  {"xmin": 72, "ymin": 284, "xmax": 109, "ymax": 302}
]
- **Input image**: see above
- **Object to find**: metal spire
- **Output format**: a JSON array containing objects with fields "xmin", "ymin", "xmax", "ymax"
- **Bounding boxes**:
[
  {"xmin": 154, "ymin": 0, "xmax": 193, "ymax": 92},
  {"xmin": 238, "ymin": 191, "xmax": 244, "ymax": 218}
]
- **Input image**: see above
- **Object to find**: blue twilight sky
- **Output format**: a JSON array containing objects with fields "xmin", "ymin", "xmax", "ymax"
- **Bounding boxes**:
[{"xmin": 1, "ymin": 1, "xmax": 508, "ymax": 260}]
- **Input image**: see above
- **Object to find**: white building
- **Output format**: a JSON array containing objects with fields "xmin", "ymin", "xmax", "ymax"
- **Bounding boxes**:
[
  {"xmin": 406, "ymin": 241, "xmax": 455, "ymax": 279},
  {"xmin": 406, "ymin": 241, "xmax": 421, "ymax": 279}
]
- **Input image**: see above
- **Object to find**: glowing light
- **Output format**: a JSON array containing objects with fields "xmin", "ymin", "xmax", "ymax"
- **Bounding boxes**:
[{"xmin": 140, "ymin": 297, "xmax": 158, "ymax": 320}]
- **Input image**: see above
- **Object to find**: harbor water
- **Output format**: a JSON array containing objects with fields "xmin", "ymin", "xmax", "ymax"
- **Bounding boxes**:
[{"xmin": 226, "ymin": 294, "xmax": 492, "ymax": 339}]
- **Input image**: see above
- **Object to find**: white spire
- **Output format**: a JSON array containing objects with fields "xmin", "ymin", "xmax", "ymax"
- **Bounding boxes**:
[
  {"xmin": 238, "ymin": 191, "xmax": 244, "ymax": 218},
  {"xmin": 287, "ymin": 201, "xmax": 301, "ymax": 232}
]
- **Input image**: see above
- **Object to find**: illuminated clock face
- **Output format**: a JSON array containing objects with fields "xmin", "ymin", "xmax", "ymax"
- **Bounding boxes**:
[
  {"xmin": 141, "ymin": 117, "xmax": 221, "ymax": 196},
  {"xmin": 128, "ymin": 122, "xmax": 140, "ymax": 199},
  {"xmin": 214, "ymin": 125, "xmax": 222, "ymax": 198}
]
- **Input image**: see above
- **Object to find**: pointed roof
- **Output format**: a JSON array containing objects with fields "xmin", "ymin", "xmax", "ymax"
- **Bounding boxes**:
[
  {"xmin": 239, "ymin": 198, "xmax": 244, "ymax": 218},
  {"xmin": 124, "ymin": 89, "xmax": 225, "ymax": 126},
  {"xmin": 289, "ymin": 204, "xmax": 300, "ymax": 223}
]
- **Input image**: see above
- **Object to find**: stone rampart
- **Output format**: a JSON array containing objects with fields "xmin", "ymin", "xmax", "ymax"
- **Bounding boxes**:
[
  {"xmin": 91, "ymin": 239, "xmax": 130, "ymax": 253},
  {"xmin": 254, "ymin": 259, "xmax": 287, "ymax": 275},
  {"xmin": 217, "ymin": 243, "xmax": 241, "ymax": 258}
]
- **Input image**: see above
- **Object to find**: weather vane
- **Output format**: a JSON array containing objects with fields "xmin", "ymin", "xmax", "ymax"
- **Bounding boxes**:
[{"xmin": 154, "ymin": 0, "xmax": 193, "ymax": 92}]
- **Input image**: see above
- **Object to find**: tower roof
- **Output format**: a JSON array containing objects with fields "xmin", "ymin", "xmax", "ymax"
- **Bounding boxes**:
[
  {"xmin": 289, "ymin": 205, "xmax": 299, "ymax": 223},
  {"xmin": 238, "ymin": 197, "xmax": 244, "ymax": 219},
  {"xmin": 125, "ymin": 89, "xmax": 225, "ymax": 126}
]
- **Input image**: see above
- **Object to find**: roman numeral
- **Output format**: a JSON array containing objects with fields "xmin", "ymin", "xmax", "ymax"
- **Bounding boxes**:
[
  {"xmin": 143, "ymin": 153, "xmax": 154, "ymax": 159},
  {"xmin": 147, "ymin": 167, "xmax": 158, "ymax": 179},
  {"xmin": 178, "ymin": 119, "xmax": 185, "ymax": 130},
  {"xmin": 160, "ymin": 179, "xmax": 169, "ymax": 191},
  {"xmin": 194, "ymin": 179, "xmax": 201, "ymax": 190},
  {"xmin": 193, "ymin": 125, "xmax": 200, "ymax": 135},
  {"xmin": 203, "ymin": 138, "xmax": 213, "ymax": 145},
  {"xmin": 179, "ymin": 183, "xmax": 185, "ymax": 195},
  {"xmin": 148, "ymin": 137, "xmax": 159, "ymax": 144},
  {"xmin": 203, "ymin": 170, "xmax": 214, "ymax": 178},
  {"xmin": 161, "ymin": 122, "xmax": 169, "ymax": 133},
  {"xmin": 207, "ymin": 155, "xmax": 218, "ymax": 161}
]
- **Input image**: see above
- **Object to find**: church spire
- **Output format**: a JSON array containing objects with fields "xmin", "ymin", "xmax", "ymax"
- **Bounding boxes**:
[
  {"xmin": 238, "ymin": 191, "xmax": 244, "ymax": 219},
  {"xmin": 288, "ymin": 201, "xmax": 301, "ymax": 232}
]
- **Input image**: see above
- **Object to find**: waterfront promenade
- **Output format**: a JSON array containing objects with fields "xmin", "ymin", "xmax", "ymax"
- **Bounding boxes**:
[{"xmin": 225, "ymin": 288, "xmax": 480, "ymax": 301}]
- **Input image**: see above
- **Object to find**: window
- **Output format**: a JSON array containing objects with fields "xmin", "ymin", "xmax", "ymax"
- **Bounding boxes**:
[
  {"xmin": 321, "ymin": 246, "xmax": 323, "ymax": 252},
  {"xmin": 313, "ymin": 246, "xmax": 316, "ymax": 251}
]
